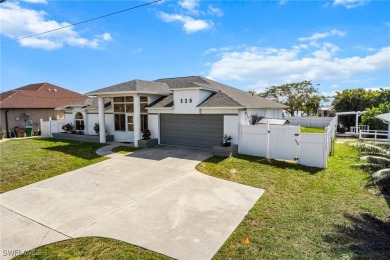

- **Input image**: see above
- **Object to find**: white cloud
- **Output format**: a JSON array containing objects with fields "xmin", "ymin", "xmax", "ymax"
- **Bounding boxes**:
[
  {"xmin": 178, "ymin": 0, "xmax": 199, "ymax": 12},
  {"xmin": 159, "ymin": 1, "xmax": 221, "ymax": 33},
  {"xmin": 279, "ymin": 0, "xmax": 287, "ymax": 5},
  {"xmin": 100, "ymin": 33, "xmax": 112, "ymax": 41},
  {"xmin": 0, "ymin": 2, "xmax": 112, "ymax": 50},
  {"xmin": 206, "ymin": 41, "xmax": 390, "ymax": 90},
  {"xmin": 385, "ymin": 22, "xmax": 390, "ymax": 27},
  {"xmin": 159, "ymin": 12, "xmax": 212, "ymax": 33},
  {"xmin": 208, "ymin": 5, "xmax": 223, "ymax": 17},
  {"xmin": 21, "ymin": 0, "xmax": 47, "ymax": 3},
  {"xmin": 299, "ymin": 29, "xmax": 346, "ymax": 42},
  {"xmin": 333, "ymin": 0, "xmax": 369, "ymax": 8}
]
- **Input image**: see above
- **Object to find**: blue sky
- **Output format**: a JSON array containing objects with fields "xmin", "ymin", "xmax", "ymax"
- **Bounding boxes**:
[{"xmin": 1, "ymin": 0, "xmax": 389, "ymax": 96}]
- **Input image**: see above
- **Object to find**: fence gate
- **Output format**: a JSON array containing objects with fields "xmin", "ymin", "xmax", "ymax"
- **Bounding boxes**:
[{"xmin": 269, "ymin": 125, "xmax": 300, "ymax": 161}]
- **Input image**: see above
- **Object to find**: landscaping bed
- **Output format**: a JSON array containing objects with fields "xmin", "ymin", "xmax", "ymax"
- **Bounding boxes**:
[{"xmin": 52, "ymin": 132, "xmax": 114, "ymax": 143}]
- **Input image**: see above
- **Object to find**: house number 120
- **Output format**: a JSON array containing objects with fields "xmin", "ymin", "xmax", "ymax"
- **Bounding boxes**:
[{"xmin": 180, "ymin": 98, "xmax": 192, "ymax": 103}]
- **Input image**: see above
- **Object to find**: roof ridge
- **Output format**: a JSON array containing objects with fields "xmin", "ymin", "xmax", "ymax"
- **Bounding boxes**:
[
  {"xmin": 155, "ymin": 76, "xmax": 199, "ymax": 81},
  {"xmin": 200, "ymin": 77, "xmax": 246, "ymax": 107}
]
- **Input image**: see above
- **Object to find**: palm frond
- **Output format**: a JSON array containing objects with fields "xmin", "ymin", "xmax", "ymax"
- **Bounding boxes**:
[
  {"xmin": 351, "ymin": 163, "xmax": 383, "ymax": 171},
  {"xmin": 357, "ymin": 143, "xmax": 388, "ymax": 156},
  {"xmin": 361, "ymin": 156, "xmax": 390, "ymax": 168},
  {"xmin": 365, "ymin": 168, "xmax": 390, "ymax": 188}
]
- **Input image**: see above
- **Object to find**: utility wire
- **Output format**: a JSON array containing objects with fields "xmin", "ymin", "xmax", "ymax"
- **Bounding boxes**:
[{"xmin": 4, "ymin": 0, "xmax": 162, "ymax": 43}]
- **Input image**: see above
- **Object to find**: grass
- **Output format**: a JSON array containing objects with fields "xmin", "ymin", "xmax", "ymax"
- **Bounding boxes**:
[
  {"xmin": 111, "ymin": 146, "xmax": 142, "ymax": 154},
  {"xmin": 196, "ymin": 141, "xmax": 390, "ymax": 259},
  {"xmin": 0, "ymin": 138, "xmax": 107, "ymax": 193},
  {"xmin": 300, "ymin": 126, "xmax": 325, "ymax": 133},
  {"xmin": 14, "ymin": 237, "xmax": 172, "ymax": 260}
]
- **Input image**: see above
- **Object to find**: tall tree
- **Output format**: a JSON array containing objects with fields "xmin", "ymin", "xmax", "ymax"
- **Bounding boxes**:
[
  {"xmin": 259, "ymin": 80, "xmax": 327, "ymax": 116},
  {"xmin": 373, "ymin": 88, "xmax": 390, "ymax": 107},
  {"xmin": 332, "ymin": 88, "xmax": 379, "ymax": 128},
  {"xmin": 361, "ymin": 103, "xmax": 390, "ymax": 130}
]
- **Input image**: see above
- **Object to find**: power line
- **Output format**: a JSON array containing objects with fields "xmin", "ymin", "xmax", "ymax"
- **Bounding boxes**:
[{"xmin": 4, "ymin": 0, "xmax": 162, "ymax": 43}]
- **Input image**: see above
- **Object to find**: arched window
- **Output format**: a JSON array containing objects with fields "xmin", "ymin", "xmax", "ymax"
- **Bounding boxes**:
[{"xmin": 75, "ymin": 112, "xmax": 84, "ymax": 130}]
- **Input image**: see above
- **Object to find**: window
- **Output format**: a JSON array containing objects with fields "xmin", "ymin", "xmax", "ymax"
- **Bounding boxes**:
[
  {"xmin": 140, "ymin": 96, "xmax": 148, "ymax": 113},
  {"xmin": 114, "ymin": 104, "xmax": 125, "ymax": 113},
  {"xmin": 141, "ymin": 115, "xmax": 148, "ymax": 131},
  {"xmin": 75, "ymin": 112, "xmax": 84, "ymax": 130},
  {"xmin": 113, "ymin": 96, "xmax": 148, "ymax": 132},
  {"xmin": 127, "ymin": 116, "xmax": 134, "ymax": 131},
  {"xmin": 115, "ymin": 114, "xmax": 126, "ymax": 131}
]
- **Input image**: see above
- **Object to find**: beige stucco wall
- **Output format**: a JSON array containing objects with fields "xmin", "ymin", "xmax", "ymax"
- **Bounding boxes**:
[{"xmin": 0, "ymin": 109, "xmax": 64, "ymax": 132}]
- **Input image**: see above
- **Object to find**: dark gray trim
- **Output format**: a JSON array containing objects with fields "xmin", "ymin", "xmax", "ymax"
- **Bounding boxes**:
[
  {"xmin": 148, "ymin": 113, "xmax": 159, "ymax": 115},
  {"xmin": 86, "ymin": 113, "xmax": 114, "ymax": 114}
]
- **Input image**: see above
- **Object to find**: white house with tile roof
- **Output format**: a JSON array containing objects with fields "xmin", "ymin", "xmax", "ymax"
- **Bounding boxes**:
[{"xmin": 59, "ymin": 76, "xmax": 286, "ymax": 147}]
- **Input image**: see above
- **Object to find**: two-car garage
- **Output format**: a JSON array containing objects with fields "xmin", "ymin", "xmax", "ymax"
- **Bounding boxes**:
[{"xmin": 160, "ymin": 114, "xmax": 223, "ymax": 147}]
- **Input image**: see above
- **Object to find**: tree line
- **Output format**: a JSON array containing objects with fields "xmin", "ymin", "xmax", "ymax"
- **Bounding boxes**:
[{"xmin": 253, "ymin": 81, "xmax": 390, "ymax": 129}]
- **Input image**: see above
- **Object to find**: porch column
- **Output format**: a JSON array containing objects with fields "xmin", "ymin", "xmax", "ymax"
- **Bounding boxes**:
[
  {"xmin": 98, "ymin": 97, "xmax": 106, "ymax": 143},
  {"xmin": 133, "ymin": 94, "xmax": 141, "ymax": 147},
  {"xmin": 355, "ymin": 113, "xmax": 359, "ymax": 134}
]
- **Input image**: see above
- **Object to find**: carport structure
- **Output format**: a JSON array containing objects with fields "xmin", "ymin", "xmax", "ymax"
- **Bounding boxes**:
[{"xmin": 335, "ymin": 111, "xmax": 367, "ymax": 135}]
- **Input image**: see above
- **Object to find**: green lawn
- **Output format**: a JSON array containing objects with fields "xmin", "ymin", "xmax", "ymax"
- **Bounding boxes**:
[
  {"xmin": 196, "ymin": 141, "xmax": 390, "ymax": 259},
  {"xmin": 14, "ymin": 237, "xmax": 172, "ymax": 260},
  {"xmin": 300, "ymin": 126, "xmax": 325, "ymax": 133},
  {"xmin": 0, "ymin": 138, "xmax": 107, "ymax": 193},
  {"xmin": 112, "ymin": 146, "xmax": 142, "ymax": 154}
]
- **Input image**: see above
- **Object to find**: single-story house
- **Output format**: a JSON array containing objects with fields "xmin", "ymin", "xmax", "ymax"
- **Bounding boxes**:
[
  {"xmin": 58, "ymin": 76, "xmax": 286, "ymax": 147},
  {"xmin": 0, "ymin": 82, "xmax": 86, "ymax": 137}
]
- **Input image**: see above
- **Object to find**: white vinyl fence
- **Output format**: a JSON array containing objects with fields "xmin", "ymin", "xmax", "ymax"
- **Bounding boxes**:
[
  {"xmin": 40, "ymin": 120, "xmax": 66, "ymax": 138},
  {"xmin": 284, "ymin": 116, "xmax": 335, "ymax": 128},
  {"xmin": 239, "ymin": 117, "xmax": 337, "ymax": 168}
]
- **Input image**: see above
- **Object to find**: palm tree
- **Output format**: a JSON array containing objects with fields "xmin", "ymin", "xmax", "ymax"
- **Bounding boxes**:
[{"xmin": 352, "ymin": 142, "xmax": 390, "ymax": 193}]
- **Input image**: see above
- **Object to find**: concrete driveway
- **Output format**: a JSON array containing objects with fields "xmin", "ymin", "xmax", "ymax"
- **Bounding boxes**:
[{"xmin": 1, "ymin": 146, "xmax": 264, "ymax": 260}]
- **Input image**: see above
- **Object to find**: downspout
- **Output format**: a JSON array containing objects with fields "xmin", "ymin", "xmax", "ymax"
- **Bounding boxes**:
[{"xmin": 5, "ymin": 109, "xmax": 9, "ymax": 138}]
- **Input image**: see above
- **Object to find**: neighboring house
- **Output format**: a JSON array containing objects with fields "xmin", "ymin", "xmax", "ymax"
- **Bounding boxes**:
[
  {"xmin": 60, "ymin": 76, "xmax": 286, "ymax": 147},
  {"xmin": 0, "ymin": 82, "xmax": 86, "ymax": 137},
  {"xmin": 317, "ymin": 106, "xmax": 335, "ymax": 117}
]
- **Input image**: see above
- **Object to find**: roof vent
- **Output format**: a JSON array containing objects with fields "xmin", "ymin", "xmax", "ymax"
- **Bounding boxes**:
[
  {"xmin": 47, "ymin": 88, "xmax": 51, "ymax": 91},
  {"xmin": 53, "ymin": 89, "xmax": 57, "ymax": 92}
]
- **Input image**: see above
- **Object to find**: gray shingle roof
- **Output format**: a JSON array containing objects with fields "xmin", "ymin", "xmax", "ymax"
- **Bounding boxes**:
[
  {"xmin": 86, "ymin": 76, "xmax": 286, "ymax": 109},
  {"xmin": 56, "ymin": 97, "xmax": 111, "ymax": 110},
  {"xmin": 147, "ymin": 95, "xmax": 174, "ymax": 108},
  {"xmin": 155, "ymin": 76, "xmax": 286, "ymax": 109},
  {"xmin": 86, "ymin": 80, "xmax": 170, "ymax": 95},
  {"xmin": 197, "ymin": 91, "xmax": 242, "ymax": 107}
]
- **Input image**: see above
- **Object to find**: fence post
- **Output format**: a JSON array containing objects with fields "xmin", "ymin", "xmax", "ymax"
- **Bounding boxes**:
[
  {"xmin": 266, "ymin": 121, "xmax": 270, "ymax": 159},
  {"xmin": 295, "ymin": 126, "xmax": 300, "ymax": 162},
  {"xmin": 323, "ymin": 130, "xmax": 328, "ymax": 168}
]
